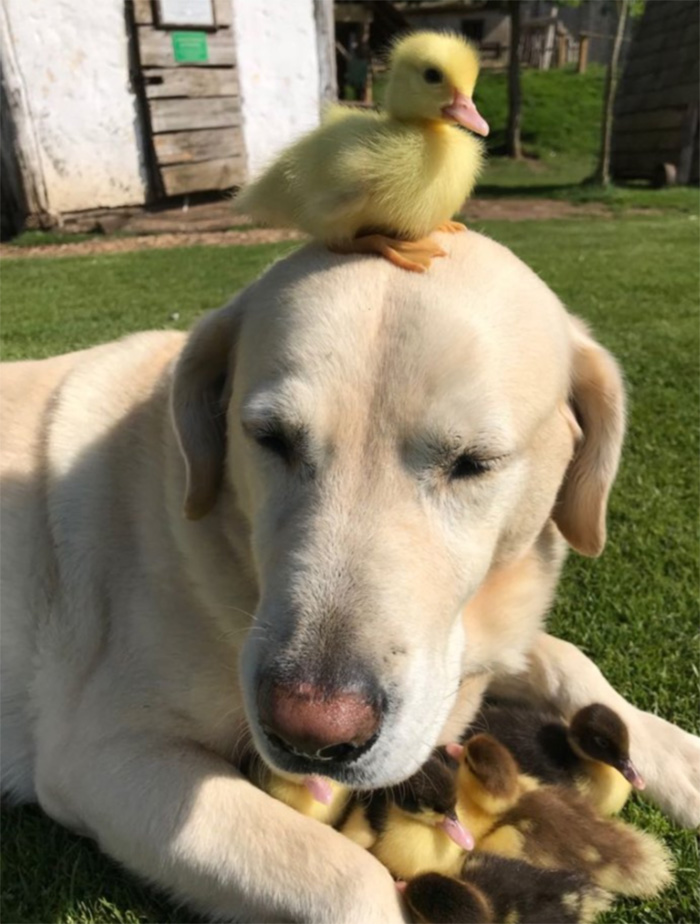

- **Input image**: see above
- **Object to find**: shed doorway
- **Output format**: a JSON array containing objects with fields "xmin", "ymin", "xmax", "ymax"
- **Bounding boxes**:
[{"xmin": 129, "ymin": 0, "xmax": 244, "ymax": 199}]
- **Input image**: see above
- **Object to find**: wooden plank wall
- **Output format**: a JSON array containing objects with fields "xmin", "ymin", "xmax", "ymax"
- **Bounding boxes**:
[
  {"xmin": 131, "ymin": 0, "xmax": 245, "ymax": 197},
  {"xmin": 611, "ymin": 0, "xmax": 699, "ymax": 183}
]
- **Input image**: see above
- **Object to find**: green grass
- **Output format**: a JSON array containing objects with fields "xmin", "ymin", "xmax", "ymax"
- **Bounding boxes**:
[
  {"xmin": 1, "ymin": 216, "xmax": 699, "ymax": 923},
  {"xmin": 0, "ymin": 242, "xmax": 299, "ymax": 361},
  {"xmin": 472, "ymin": 65, "xmax": 698, "ymax": 210},
  {"xmin": 475, "ymin": 65, "xmax": 607, "ymax": 161}
]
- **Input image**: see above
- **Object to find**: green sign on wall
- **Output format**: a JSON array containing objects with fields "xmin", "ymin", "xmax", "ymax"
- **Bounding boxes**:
[{"xmin": 171, "ymin": 31, "xmax": 209, "ymax": 64}]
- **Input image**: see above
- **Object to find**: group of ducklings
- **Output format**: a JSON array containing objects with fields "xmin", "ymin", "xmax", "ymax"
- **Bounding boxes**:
[
  {"xmin": 241, "ymin": 700, "xmax": 673, "ymax": 924},
  {"xmin": 236, "ymin": 31, "xmax": 490, "ymax": 273}
]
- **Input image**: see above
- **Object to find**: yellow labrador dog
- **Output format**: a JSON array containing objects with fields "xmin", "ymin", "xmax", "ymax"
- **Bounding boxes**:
[{"xmin": 1, "ymin": 232, "xmax": 698, "ymax": 922}]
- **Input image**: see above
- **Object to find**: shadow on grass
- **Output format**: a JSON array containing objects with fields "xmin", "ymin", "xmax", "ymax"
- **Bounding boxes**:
[{"xmin": 1, "ymin": 803, "xmax": 201, "ymax": 924}]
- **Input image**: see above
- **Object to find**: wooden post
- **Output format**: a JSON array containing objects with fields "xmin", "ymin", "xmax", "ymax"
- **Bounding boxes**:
[
  {"xmin": 360, "ymin": 20, "xmax": 371, "ymax": 103},
  {"xmin": 314, "ymin": 0, "xmax": 337, "ymax": 108},
  {"xmin": 542, "ymin": 8, "xmax": 557, "ymax": 70},
  {"xmin": 557, "ymin": 35, "xmax": 567, "ymax": 68},
  {"xmin": 594, "ymin": 0, "xmax": 629, "ymax": 186},
  {"xmin": 578, "ymin": 33, "xmax": 589, "ymax": 73},
  {"xmin": 507, "ymin": 0, "xmax": 523, "ymax": 159}
]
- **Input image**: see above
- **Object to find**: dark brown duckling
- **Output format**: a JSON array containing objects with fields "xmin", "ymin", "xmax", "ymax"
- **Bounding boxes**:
[
  {"xmin": 463, "ymin": 700, "xmax": 644, "ymax": 815},
  {"xmin": 459, "ymin": 854, "xmax": 612, "ymax": 923},
  {"xmin": 402, "ymin": 856, "xmax": 612, "ymax": 924},
  {"xmin": 400, "ymin": 873, "xmax": 491, "ymax": 923},
  {"xmin": 453, "ymin": 734, "xmax": 672, "ymax": 899},
  {"xmin": 341, "ymin": 753, "xmax": 474, "ymax": 880}
]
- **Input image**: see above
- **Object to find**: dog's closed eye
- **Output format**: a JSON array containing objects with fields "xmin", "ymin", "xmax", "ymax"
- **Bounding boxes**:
[
  {"xmin": 242, "ymin": 416, "xmax": 310, "ymax": 471},
  {"xmin": 449, "ymin": 453, "xmax": 492, "ymax": 480}
]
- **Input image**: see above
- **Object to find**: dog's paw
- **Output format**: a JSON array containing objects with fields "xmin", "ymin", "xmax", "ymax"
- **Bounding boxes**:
[{"xmin": 631, "ymin": 710, "xmax": 700, "ymax": 829}]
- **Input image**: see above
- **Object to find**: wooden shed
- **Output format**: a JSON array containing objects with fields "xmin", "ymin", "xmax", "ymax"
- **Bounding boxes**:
[
  {"xmin": 611, "ymin": 0, "xmax": 699, "ymax": 186},
  {"xmin": 0, "ymin": 0, "xmax": 333, "ymax": 234},
  {"xmin": 130, "ymin": 0, "xmax": 244, "ymax": 199}
]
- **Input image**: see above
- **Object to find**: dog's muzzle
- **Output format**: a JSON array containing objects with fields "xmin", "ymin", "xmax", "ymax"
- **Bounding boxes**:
[{"xmin": 257, "ymin": 676, "xmax": 384, "ymax": 765}]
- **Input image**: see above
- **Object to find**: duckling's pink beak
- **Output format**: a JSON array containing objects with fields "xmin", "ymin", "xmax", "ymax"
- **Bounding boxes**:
[
  {"xmin": 438, "ymin": 812, "xmax": 475, "ymax": 851},
  {"xmin": 303, "ymin": 775, "xmax": 333, "ymax": 804},
  {"xmin": 442, "ymin": 91, "xmax": 490, "ymax": 137},
  {"xmin": 618, "ymin": 758, "xmax": 646, "ymax": 790}
]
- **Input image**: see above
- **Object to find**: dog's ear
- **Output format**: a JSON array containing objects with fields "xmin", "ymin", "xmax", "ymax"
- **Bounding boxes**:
[
  {"xmin": 553, "ymin": 318, "xmax": 626, "ymax": 557},
  {"xmin": 171, "ymin": 302, "xmax": 241, "ymax": 520}
]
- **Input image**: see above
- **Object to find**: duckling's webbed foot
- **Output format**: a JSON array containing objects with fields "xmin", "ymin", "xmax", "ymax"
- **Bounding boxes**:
[
  {"xmin": 330, "ymin": 234, "xmax": 447, "ymax": 273},
  {"xmin": 435, "ymin": 220, "xmax": 468, "ymax": 234}
]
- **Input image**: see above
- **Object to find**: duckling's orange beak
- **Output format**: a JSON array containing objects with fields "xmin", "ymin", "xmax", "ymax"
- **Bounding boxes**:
[
  {"xmin": 442, "ymin": 91, "xmax": 489, "ymax": 137},
  {"xmin": 438, "ymin": 811, "xmax": 474, "ymax": 850}
]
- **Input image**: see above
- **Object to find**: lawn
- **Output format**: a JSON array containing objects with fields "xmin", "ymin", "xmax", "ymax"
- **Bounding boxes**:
[{"xmin": 1, "ymin": 215, "xmax": 699, "ymax": 923}]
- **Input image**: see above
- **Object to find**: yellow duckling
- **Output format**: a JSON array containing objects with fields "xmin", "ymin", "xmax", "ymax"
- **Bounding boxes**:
[
  {"xmin": 463, "ymin": 700, "xmax": 645, "ymax": 816},
  {"xmin": 341, "ymin": 753, "xmax": 474, "ymax": 880},
  {"xmin": 235, "ymin": 31, "xmax": 489, "ymax": 273},
  {"xmin": 446, "ymin": 735, "xmax": 539, "ymax": 845},
  {"xmin": 240, "ymin": 746, "xmax": 350, "ymax": 826},
  {"xmin": 450, "ymin": 735, "xmax": 672, "ymax": 900}
]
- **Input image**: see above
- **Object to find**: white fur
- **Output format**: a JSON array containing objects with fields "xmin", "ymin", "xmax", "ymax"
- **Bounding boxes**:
[{"xmin": 1, "ymin": 232, "xmax": 697, "ymax": 924}]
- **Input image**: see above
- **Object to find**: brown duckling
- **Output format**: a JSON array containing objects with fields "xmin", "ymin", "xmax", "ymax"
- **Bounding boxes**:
[
  {"xmin": 402, "ymin": 855, "xmax": 612, "ymax": 924},
  {"xmin": 341, "ymin": 753, "xmax": 474, "ymax": 880},
  {"xmin": 463, "ymin": 700, "xmax": 644, "ymax": 815},
  {"xmin": 399, "ymin": 873, "xmax": 491, "ymax": 923},
  {"xmin": 446, "ymin": 733, "xmax": 539, "ymax": 843},
  {"xmin": 453, "ymin": 734, "xmax": 672, "ymax": 899},
  {"xmin": 239, "ymin": 745, "xmax": 351, "ymax": 826}
]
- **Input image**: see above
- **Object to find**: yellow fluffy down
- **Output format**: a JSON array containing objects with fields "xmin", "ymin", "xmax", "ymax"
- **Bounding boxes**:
[
  {"xmin": 235, "ymin": 108, "xmax": 483, "ymax": 244},
  {"xmin": 369, "ymin": 809, "xmax": 467, "ymax": 881}
]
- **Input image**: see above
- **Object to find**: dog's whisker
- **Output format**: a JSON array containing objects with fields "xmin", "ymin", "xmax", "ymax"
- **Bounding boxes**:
[{"xmin": 209, "ymin": 602, "xmax": 259, "ymax": 620}]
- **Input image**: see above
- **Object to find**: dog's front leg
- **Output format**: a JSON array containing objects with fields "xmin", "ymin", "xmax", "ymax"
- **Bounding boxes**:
[
  {"xmin": 491, "ymin": 632, "xmax": 700, "ymax": 829},
  {"xmin": 44, "ymin": 734, "xmax": 405, "ymax": 923}
]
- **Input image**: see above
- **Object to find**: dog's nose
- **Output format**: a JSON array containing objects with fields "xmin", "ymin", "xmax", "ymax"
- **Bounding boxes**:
[{"xmin": 258, "ymin": 681, "xmax": 382, "ymax": 761}]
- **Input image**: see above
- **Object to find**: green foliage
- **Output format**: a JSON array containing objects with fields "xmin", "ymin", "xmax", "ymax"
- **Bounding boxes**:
[
  {"xmin": 474, "ymin": 64, "xmax": 607, "ymax": 158},
  {"xmin": 1, "ymin": 217, "xmax": 698, "ymax": 923}
]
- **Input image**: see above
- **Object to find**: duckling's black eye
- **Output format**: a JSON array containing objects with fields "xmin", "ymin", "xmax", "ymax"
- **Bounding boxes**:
[
  {"xmin": 449, "ymin": 453, "xmax": 490, "ymax": 480},
  {"xmin": 593, "ymin": 735, "xmax": 610, "ymax": 751},
  {"xmin": 423, "ymin": 67, "xmax": 443, "ymax": 84}
]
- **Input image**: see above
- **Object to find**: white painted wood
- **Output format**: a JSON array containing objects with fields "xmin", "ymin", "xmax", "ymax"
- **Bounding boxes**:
[
  {"xmin": 156, "ymin": 0, "xmax": 215, "ymax": 28},
  {"xmin": 233, "ymin": 0, "xmax": 321, "ymax": 174},
  {"xmin": 1, "ymin": 0, "xmax": 147, "ymax": 212}
]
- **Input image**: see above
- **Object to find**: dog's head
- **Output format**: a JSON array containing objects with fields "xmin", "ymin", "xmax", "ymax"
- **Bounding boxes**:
[{"xmin": 171, "ymin": 233, "xmax": 625, "ymax": 786}]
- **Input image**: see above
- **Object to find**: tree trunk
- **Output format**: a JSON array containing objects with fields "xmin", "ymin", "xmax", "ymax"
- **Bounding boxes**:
[
  {"xmin": 507, "ymin": 0, "xmax": 523, "ymax": 159},
  {"xmin": 594, "ymin": 0, "xmax": 629, "ymax": 185}
]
